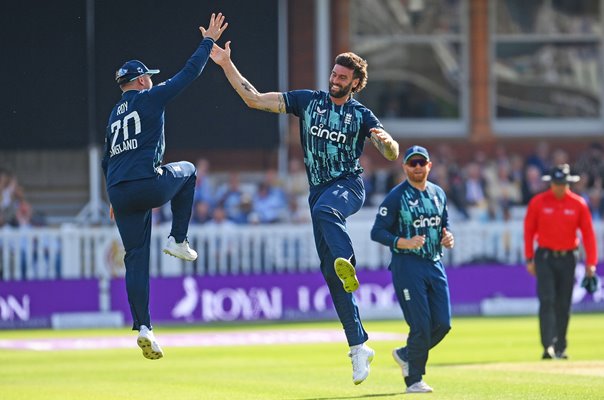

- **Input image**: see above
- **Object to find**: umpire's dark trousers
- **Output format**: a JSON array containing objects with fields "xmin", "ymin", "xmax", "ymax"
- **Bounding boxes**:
[
  {"xmin": 308, "ymin": 174, "xmax": 368, "ymax": 346},
  {"xmin": 108, "ymin": 161, "xmax": 196, "ymax": 330},
  {"xmin": 535, "ymin": 247, "xmax": 576, "ymax": 353}
]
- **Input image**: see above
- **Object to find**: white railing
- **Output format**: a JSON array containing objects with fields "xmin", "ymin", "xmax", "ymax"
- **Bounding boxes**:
[{"xmin": 1, "ymin": 220, "xmax": 602, "ymax": 281}]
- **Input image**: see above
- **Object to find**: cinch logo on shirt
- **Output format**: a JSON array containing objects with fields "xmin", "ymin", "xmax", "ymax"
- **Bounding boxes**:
[
  {"xmin": 412, "ymin": 215, "xmax": 442, "ymax": 228},
  {"xmin": 309, "ymin": 124, "xmax": 347, "ymax": 144}
]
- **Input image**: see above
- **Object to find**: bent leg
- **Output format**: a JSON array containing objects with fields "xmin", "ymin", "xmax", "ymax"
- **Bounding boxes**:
[
  {"xmin": 310, "ymin": 176, "xmax": 364, "ymax": 260},
  {"xmin": 160, "ymin": 161, "xmax": 197, "ymax": 242}
]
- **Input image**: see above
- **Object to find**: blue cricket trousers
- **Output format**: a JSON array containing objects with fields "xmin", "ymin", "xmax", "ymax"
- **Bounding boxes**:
[
  {"xmin": 107, "ymin": 161, "xmax": 196, "ymax": 330},
  {"xmin": 391, "ymin": 253, "xmax": 451, "ymax": 385},
  {"xmin": 309, "ymin": 174, "xmax": 368, "ymax": 346}
]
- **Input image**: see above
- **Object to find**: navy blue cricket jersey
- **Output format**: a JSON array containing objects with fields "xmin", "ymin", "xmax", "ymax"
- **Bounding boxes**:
[
  {"xmin": 102, "ymin": 38, "xmax": 215, "ymax": 188},
  {"xmin": 283, "ymin": 90, "xmax": 382, "ymax": 188},
  {"xmin": 371, "ymin": 180, "xmax": 450, "ymax": 261}
]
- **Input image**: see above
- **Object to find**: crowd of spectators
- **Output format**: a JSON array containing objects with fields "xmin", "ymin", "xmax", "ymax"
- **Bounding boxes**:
[
  {"xmin": 367, "ymin": 141, "xmax": 604, "ymax": 223},
  {"xmin": 148, "ymin": 141, "xmax": 604, "ymax": 227},
  {"xmin": 152, "ymin": 158, "xmax": 310, "ymax": 227},
  {"xmin": 5, "ymin": 141, "xmax": 604, "ymax": 228}
]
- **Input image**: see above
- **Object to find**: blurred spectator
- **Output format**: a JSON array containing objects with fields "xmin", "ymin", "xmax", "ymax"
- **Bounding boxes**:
[
  {"xmin": 486, "ymin": 162, "xmax": 522, "ymax": 220},
  {"xmin": 360, "ymin": 154, "xmax": 378, "ymax": 207},
  {"xmin": 284, "ymin": 158, "xmax": 308, "ymax": 199},
  {"xmin": 285, "ymin": 196, "xmax": 310, "ymax": 224},
  {"xmin": 385, "ymin": 161, "xmax": 406, "ymax": 190},
  {"xmin": 1, "ymin": 170, "xmax": 20, "ymax": 225},
  {"xmin": 214, "ymin": 172, "xmax": 246, "ymax": 222},
  {"xmin": 151, "ymin": 207, "xmax": 168, "ymax": 226},
  {"xmin": 464, "ymin": 162, "xmax": 489, "ymax": 220},
  {"xmin": 522, "ymin": 164, "xmax": 548, "ymax": 204},
  {"xmin": 191, "ymin": 201, "xmax": 211, "ymax": 225},
  {"xmin": 526, "ymin": 141, "xmax": 551, "ymax": 174},
  {"xmin": 235, "ymin": 193, "xmax": 254, "ymax": 224},
  {"xmin": 575, "ymin": 171, "xmax": 604, "ymax": 219},
  {"xmin": 463, "ymin": 162, "xmax": 486, "ymax": 203},
  {"xmin": 509, "ymin": 153, "xmax": 526, "ymax": 188},
  {"xmin": 251, "ymin": 182, "xmax": 288, "ymax": 224},
  {"xmin": 205, "ymin": 205, "xmax": 236, "ymax": 228},
  {"xmin": 575, "ymin": 142, "xmax": 604, "ymax": 188},
  {"xmin": 493, "ymin": 144, "xmax": 511, "ymax": 168},
  {"xmin": 193, "ymin": 158, "xmax": 214, "ymax": 206},
  {"xmin": 430, "ymin": 162, "xmax": 467, "ymax": 220},
  {"xmin": 551, "ymin": 148, "xmax": 569, "ymax": 167}
]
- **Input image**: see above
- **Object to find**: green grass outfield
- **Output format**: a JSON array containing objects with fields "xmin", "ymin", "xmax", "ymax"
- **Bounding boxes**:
[{"xmin": 1, "ymin": 314, "xmax": 603, "ymax": 400}]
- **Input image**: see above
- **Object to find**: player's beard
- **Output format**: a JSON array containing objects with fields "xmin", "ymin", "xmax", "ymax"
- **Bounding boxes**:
[
  {"xmin": 406, "ymin": 169, "xmax": 428, "ymax": 184},
  {"xmin": 329, "ymin": 81, "xmax": 354, "ymax": 99}
]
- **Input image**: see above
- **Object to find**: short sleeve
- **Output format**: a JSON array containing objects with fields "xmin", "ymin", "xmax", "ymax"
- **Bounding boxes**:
[{"xmin": 283, "ymin": 90, "xmax": 315, "ymax": 117}]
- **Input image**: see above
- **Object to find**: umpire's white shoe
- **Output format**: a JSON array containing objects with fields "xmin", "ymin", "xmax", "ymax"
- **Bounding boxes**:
[
  {"xmin": 163, "ymin": 237, "xmax": 198, "ymax": 261},
  {"xmin": 334, "ymin": 257, "xmax": 359, "ymax": 293},
  {"xmin": 406, "ymin": 381, "xmax": 433, "ymax": 393},
  {"xmin": 392, "ymin": 347, "xmax": 409, "ymax": 377},
  {"xmin": 137, "ymin": 325, "xmax": 163, "ymax": 360},
  {"xmin": 349, "ymin": 344, "xmax": 375, "ymax": 385}
]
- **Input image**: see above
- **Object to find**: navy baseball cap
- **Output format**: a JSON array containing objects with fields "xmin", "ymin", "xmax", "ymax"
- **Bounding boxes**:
[
  {"xmin": 403, "ymin": 145, "xmax": 430, "ymax": 163},
  {"xmin": 115, "ymin": 60, "xmax": 160, "ymax": 84}
]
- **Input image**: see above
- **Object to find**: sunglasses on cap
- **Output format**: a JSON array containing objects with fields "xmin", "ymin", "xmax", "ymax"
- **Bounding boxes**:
[{"xmin": 406, "ymin": 159, "xmax": 428, "ymax": 167}]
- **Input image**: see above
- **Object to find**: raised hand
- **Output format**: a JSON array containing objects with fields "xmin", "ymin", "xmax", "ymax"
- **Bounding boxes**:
[
  {"xmin": 369, "ymin": 127, "xmax": 399, "ymax": 161},
  {"xmin": 210, "ymin": 41, "xmax": 232, "ymax": 66},
  {"xmin": 199, "ymin": 12, "xmax": 228, "ymax": 42}
]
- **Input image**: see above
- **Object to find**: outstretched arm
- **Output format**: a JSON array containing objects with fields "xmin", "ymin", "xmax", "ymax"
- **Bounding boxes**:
[
  {"xmin": 369, "ymin": 127, "xmax": 399, "ymax": 161},
  {"xmin": 211, "ymin": 41, "xmax": 286, "ymax": 113},
  {"xmin": 149, "ymin": 13, "xmax": 228, "ymax": 104}
]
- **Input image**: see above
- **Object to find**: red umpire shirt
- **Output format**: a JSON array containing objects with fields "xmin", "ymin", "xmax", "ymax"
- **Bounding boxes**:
[{"xmin": 524, "ymin": 187, "xmax": 597, "ymax": 267}]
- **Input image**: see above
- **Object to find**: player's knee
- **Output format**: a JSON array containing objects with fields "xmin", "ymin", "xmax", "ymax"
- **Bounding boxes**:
[
  {"xmin": 311, "ymin": 204, "xmax": 336, "ymax": 222},
  {"xmin": 435, "ymin": 322, "xmax": 451, "ymax": 338},
  {"xmin": 410, "ymin": 327, "xmax": 431, "ymax": 347},
  {"xmin": 180, "ymin": 161, "xmax": 196, "ymax": 178},
  {"xmin": 321, "ymin": 263, "xmax": 339, "ymax": 284},
  {"xmin": 310, "ymin": 205, "xmax": 327, "ymax": 221}
]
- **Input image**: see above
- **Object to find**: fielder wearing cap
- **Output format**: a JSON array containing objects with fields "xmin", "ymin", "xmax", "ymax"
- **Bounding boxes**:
[
  {"xmin": 101, "ymin": 12, "xmax": 228, "ymax": 361},
  {"xmin": 524, "ymin": 163, "xmax": 597, "ymax": 360},
  {"xmin": 371, "ymin": 145, "xmax": 454, "ymax": 393},
  {"xmin": 115, "ymin": 60, "xmax": 160, "ymax": 85},
  {"xmin": 403, "ymin": 145, "xmax": 430, "ymax": 164}
]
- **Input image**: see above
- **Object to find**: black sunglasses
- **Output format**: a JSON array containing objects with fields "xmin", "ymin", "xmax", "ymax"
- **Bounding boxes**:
[{"xmin": 406, "ymin": 159, "xmax": 428, "ymax": 167}]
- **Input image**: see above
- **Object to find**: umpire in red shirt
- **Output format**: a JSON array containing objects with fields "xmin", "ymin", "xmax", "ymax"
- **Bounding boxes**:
[{"xmin": 524, "ymin": 163, "xmax": 597, "ymax": 359}]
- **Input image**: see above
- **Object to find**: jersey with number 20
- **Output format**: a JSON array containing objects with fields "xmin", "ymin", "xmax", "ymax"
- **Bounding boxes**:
[{"xmin": 102, "ymin": 38, "xmax": 214, "ymax": 189}]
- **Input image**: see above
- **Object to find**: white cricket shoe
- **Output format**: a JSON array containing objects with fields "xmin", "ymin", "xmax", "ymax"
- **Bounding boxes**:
[
  {"xmin": 163, "ymin": 236, "xmax": 198, "ymax": 261},
  {"xmin": 349, "ymin": 344, "xmax": 375, "ymax": 385},
  {"xmin": 137, "ymin": 325, "xmax": 164, "ymax": 360},
  {"xmin": 392, "ymin": 347, "xmax": 409, "ymax": 377},
  {"xmin": 406, "ymin": 381, "xmax": 433, "ymax": 393},
  {"xmin": 334, "ymin": 257, "xmax": 359, "ymax": 293}
]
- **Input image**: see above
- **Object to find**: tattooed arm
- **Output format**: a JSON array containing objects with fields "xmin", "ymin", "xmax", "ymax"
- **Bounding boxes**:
[
  {"xmin": 210, "ymin": 41, "xmax": 286, "ymax": 113},
  {"xmin": 369, "ymin": 128, "xmax": 399, "ymax": 161}
]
